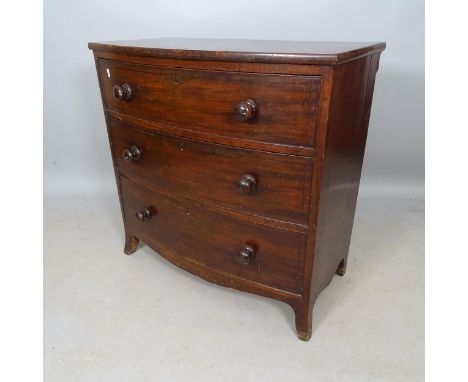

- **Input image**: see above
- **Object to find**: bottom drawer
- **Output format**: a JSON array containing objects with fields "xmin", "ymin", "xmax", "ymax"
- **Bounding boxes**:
[{"xmin": 119, "ymin": 175, "xmax": 306, "ymax": 294}]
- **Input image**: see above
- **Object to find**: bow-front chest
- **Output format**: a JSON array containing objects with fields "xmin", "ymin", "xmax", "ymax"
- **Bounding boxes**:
[{"xmin": 89, "ymin": 38, "xmax": 385, "ymax": 340}]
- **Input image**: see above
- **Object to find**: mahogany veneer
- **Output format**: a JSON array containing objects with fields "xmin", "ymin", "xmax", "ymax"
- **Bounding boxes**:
[{"xmin": 89, "ymin": 38, "xmax": 385, "ymax": 340}]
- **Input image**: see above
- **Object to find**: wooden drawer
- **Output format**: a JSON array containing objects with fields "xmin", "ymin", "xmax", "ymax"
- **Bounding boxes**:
[
  {"xmin": 109, "ymin": 120, "xmax": 313, "ymax": 224},
  {"xmin": 98, "ymin": 59, "xmax": 321, "ymax": 148},
  {"xmin": 120, "ymin": 175, "xmax": 306, "ymax": 293}
]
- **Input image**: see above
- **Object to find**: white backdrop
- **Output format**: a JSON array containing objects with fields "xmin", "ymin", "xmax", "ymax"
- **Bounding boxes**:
[{"xmin": 44, "ymin": 0, "xmax": 424, "ymax": 195}]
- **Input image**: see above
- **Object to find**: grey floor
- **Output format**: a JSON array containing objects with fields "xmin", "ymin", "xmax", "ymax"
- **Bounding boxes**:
[{"xmin": 44, "ymin": 190, "xmax": 424, "ymax": 381}]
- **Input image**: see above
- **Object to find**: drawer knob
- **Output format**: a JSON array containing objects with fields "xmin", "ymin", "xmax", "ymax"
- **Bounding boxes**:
[
  {"xmin": 236, "ymin": 244, "xmax": 256, "ymax": 265},
  {"xmin": 113, "ymin": 83, "xmax": 133, "ymax": 101},
  {"xmin": 123, "ymin": 146, "xmax": 142, "ymax": 162},
  {"xmin": 234, "ymin": 99, "xmax": 257, "ymax": 121},
  {"xmin": 135, "ymin": 207, "xmax": 152, "ymax": 222},
  {"xmin": 237, "ymin": 174, "xmax": 257, "ymax": 194}
]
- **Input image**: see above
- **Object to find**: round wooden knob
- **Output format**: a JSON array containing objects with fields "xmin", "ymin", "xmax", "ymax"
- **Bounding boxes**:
[
  {"xmin": 236, "ymin": 174, "xmax": 257, "ymax": 194},
  {"xmin": 113, "ymin": 83, "xmax": 133, "ymax": 101},
  {"xmin": 135, "ymin": 207, "xmax": 152, "ymax": 222},
  {"xmin": 234, "ymin": 99, "xmax": 257, "ymax": 121},
  {"xmin": 123, "ymin": 146, "xmax": 141, "ymax": 162},
  {"xmin": 236, "ymin": 244, "xmax": 256, "ymax": 265}
]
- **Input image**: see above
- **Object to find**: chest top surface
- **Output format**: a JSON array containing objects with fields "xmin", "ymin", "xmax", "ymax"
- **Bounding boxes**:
[{"xmin": 88, "ymin": 37, "xmax": 385, "ymax": 65}]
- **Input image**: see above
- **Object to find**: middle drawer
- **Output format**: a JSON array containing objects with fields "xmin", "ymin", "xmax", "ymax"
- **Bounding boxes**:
[{"xmin": 108, "ymin": 119, "xmax": 313, "ymax": 224}]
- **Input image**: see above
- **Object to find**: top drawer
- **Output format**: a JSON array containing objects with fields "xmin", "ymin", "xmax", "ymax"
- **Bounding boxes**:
[{"xmin": 97, "ymin": 60, "xmax": 321, "ymax": 148}]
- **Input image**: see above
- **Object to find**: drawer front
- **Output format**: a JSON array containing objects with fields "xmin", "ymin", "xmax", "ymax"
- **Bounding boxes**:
[
  {"xmin": 120, "ymin": 176, "xmax": 305, "ymax": 293},
  {"xmin": 109, "ymin": 120, "xmax": 313, "ymax": 224},
  {"xmin": 98, "ymin": 59, "xmax": 321, "ymax": 147}
]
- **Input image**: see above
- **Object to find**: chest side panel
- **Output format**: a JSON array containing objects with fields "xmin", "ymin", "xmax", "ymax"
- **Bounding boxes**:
[{"xmin": 311, "ymin": 54, "xmax": 382, "ymax": 300}]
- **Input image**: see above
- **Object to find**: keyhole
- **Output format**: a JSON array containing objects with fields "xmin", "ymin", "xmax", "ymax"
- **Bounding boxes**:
[
  {"xmin": 173, "ymin": 75, "xmax": 180, "ymax": 84},
  {"xmin": 179, "ymin": 142, "xmax": 185, "ymax": 151}
]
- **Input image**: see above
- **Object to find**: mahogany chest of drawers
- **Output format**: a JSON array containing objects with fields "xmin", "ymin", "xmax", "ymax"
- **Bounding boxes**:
[{"xmin": 89, "ymin": 38, "xmax": 385, "ymax": 340}]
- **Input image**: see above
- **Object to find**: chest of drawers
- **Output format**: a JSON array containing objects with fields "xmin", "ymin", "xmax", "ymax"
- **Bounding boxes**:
[{"xmin": 89, "ymin": 38, "xmax": 385, "ymax": 340}]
